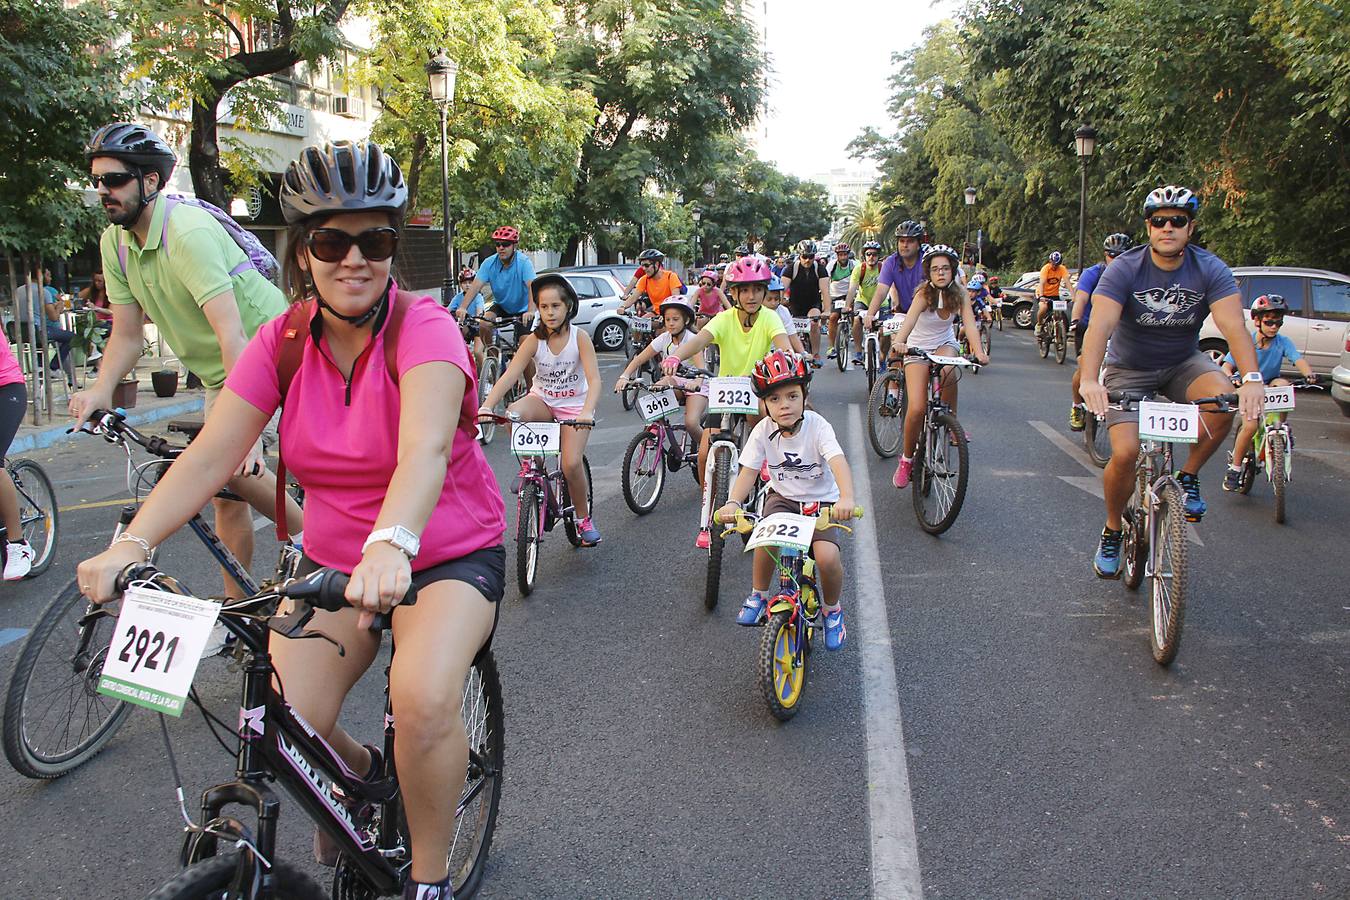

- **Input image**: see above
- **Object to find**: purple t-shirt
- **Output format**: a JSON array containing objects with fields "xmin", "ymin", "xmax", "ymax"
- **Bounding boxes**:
[
  {"xmin": 1093, "ymin": 245, "xmax": 1237, "ymax": 369},
  {"xmin": 876, "ymin": 252, "xmax": 925, "ymax": 313}
]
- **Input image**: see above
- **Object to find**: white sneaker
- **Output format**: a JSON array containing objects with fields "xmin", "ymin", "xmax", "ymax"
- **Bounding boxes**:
[
  {"xmin": 4, "ymin": 542, "xmax": 35, "ymax": 581},
  {"xmin": 203, "ymin": 621, "xmax": 234, "ymax": 657}
]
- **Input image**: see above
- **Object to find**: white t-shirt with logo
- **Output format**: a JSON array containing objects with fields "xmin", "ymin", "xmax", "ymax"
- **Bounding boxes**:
[{"xmin": 738, "ymin": 410, "xmax": 844, "ymax": 503}]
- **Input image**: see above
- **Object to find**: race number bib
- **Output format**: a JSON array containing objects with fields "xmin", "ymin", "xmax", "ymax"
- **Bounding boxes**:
[
  {"xmin": 882, "ymin": 317, "xmax": 904, "ymax": 335},
  {"xmin": 1263, "ymin": 385, "xmax": 1295, "ymax": 411},
  {"xmin": 628, "ymin": 316, "xmax": 652, "ymax": 333},
  {"xmin": 833, "ymin": 299, "xmax": 847, "ymax": 310},
  {"xmin": 745, "ymin": 512, "xmax": 815, "ymax": 553},
  {"xmin": 1138, "ymin": 400, "xmax": 1199, "ymax": 444},
  {"xmin": 792, "ymin": 318, "xmax": 812, "ymax": 335},
  {"xmin": 927, "ymin": 354, "xmax": 972, "ymax": 367},
  {"xmin": 637, "ymin": 389, "xmax": 679, "ymax": 422},
  {"xmin": 511, "ymin": 422, "xmax": 561, "ymax": 456},
  {"xmin": 96, "ymin": 586, "xmax": 220, "ymax": 716},
  {"xmin": 708, "ymin": 377, "xmax": 758, "ymax": 415},
  {"xmin": 1052, "ymin": 300, "xmax": 1068, "ymax": 312}
]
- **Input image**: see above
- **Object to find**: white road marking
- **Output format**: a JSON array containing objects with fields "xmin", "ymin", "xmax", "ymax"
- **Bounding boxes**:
[
  {"xmin": 1031, "ymin": 420, "xmax": 1202, "ymax": 547},
  {"xmin": 848, "ymin": 403, "xmax": 924, "ymax": 900},
  {"xmin": 0, "ymin": 628, "xmax": 29, "ymax": 649}
]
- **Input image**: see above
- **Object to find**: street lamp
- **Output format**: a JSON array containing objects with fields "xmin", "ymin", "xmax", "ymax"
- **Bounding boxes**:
[
  {"xmin": 691, "ymin": 207, "xmax": 702, "ymax": 265},
  {"xmin": 963, "ymin": 186, "xmax": 977, "ymax": 262},
  {"xmin": 426, "ymin": 50, "xmax": 459, "ymax": 305},
  {"xmin": 1074, "ymin": 123, "xmax": 1098, "ymax": 278}
]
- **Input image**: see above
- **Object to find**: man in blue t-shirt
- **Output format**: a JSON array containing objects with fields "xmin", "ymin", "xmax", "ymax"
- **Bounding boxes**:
[
  {"xmin": 1078, "ymin": 185, "xmax": 1263, "ymax": 579},
  {"xmin": 1067, "ymin": 232, "xmax": 1133, "ymax": 432},
  {"xmin": 461, "ymin": 224, "xmax": 536, "ymax": 346}
]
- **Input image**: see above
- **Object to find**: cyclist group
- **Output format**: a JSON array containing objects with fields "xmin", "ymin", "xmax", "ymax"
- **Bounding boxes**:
[{"xmin": 0, "ymin": 114, "xmax": 1300, "ymax": 898}]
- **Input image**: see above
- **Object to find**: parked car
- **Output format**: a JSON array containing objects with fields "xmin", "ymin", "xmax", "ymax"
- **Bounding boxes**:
[
  {"xmin": 1196, "ymin": 266, "xmax": 1350, "ymax": 376},
  {"xmin": 537, "ymin": 267, "xmax": 635, "ymax": 352},
  {"xmin": 1332, "ymin": 338, "xmax": 1350, "ymax": 417}
]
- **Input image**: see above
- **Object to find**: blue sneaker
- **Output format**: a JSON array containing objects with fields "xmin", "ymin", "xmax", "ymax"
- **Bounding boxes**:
[
  {"xmin": 1093, "ymin": 527, "xmax": 1124, "ymax": 579},
  {"xmin": 824, "ymin": 608, "xmax": 846, "ymax": 650},
  {"xmin": 736, "ymin": 592, "xmax": 767, "ymax": 626},
  {"xmin": 1174, "ymin": 471, "xmax": 1206, "ymax": 521},
  {"xmin": 578, "ymin": 516, "xmax": 602, "ymax": 546}
]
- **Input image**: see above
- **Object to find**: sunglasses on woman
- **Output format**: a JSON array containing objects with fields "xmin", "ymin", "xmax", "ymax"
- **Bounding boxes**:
[
  {"xmin": 89, "ymin": 171, "xmax": 137, "ymax": 189},
  {"xmin": 306, "ymin": 227, "xmax": 399, "ymax": 263}
]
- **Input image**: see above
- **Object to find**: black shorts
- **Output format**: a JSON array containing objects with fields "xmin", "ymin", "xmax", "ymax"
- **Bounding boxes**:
[
  {"xmin": 295, "ymin": 544, "xmax": 505, "ymax": 651},
  {"xmin": 485, "ymin": 304, "xmax": 530, "ymax": 341},
  {"xmin": 1073, "ymin": 323, "xmax": 1085, "ymax": 355},
  {"xmin": 0, "ymin": 383, "xmax": 26, "ymax": 458},
  {"xmin": 787, "ymin": 295, "xmax": 823, "ymax": 318}
]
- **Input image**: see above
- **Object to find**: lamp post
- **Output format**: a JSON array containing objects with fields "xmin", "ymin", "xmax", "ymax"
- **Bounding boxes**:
[
  {"xmin": 1074, "ymin": 124, "xmax": 1098, "ymax": 279},
  {"xmin": 426, "ymin": 50, "xmax": 459, "ymax": 305},
  {"xmin": 691, "ymin": 207, "xmax": 702, "ymax": 265},
  {"xmin": 963, "ymin": 186, "xmax": 977, "ymax": 263}
]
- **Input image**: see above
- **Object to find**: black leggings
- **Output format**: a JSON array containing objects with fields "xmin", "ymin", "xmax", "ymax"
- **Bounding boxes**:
[{"xmin": 0, "ymin": 383, "xmax": 26, "ymax": 459}]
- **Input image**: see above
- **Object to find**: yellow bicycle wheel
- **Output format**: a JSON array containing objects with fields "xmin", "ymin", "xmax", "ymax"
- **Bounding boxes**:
[{"xmin": 759, "ymin": 610, "xmax": 807, "ymax": 721}]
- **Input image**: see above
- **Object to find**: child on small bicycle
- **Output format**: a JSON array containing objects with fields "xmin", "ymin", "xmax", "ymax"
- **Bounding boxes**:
[
  {"xmin": 692, "ymin": 268, "xmax": 730, "ymax": 328},
  {"xmin": 448, "ymin": 267, "xmax": 486, "ymax": 367},
  {"xmin": 1220, "ymin": 293, "xmax": 1318, "ymax": 491},
  {"xmin": 888, "ymin": 244, "xmax": 989, "ymax": 488},
  {"xmin": 714, "ymin": 350, "xmax": 855, "ymax": 650},
  {"xmin": 479, "ymin": 274, "xmax": 603, "ymax": 546},
  {"xmin": 761, "ymin": 276, "xmax": 808, "ymax": 355},
  {"xmin": 615, "ymin": 296, "xmax": 708, "ymax": 444}
]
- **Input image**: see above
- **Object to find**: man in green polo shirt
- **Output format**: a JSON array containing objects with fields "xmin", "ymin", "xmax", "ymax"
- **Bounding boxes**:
[{"xmin": 71, "ymin": 123, "xmax": 300, "ymax": 597}]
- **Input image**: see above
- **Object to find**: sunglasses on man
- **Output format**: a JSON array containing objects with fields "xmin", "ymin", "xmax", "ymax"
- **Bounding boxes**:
[
  {"xmin": 306, "ymin": 227, "xmax": 399, "ymax": 263},
  {"xmin": 494, "ymin": 241, "xmax": 515, "ymax": 249},
  {"xmin": 90, "ymin": 172, "xmax": 137, "ymax": 189},
  {"xmin": 1148, "ymin": 214, "xmax": 1191, "ymax": 229}
]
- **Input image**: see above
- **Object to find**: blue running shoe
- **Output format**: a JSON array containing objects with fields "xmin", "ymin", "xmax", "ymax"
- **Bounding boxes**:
[
  {"xmin": 1093, "ymin": 527, "xmax": 1124, "ymax": 579},
  {"xmin": 578, "ymin": 516, "xmax": 602, "ymax": 546},
  {"xmin": 1174, "ymin": 471, "xmax": 1206, "ymax": 521},
  {"xmin": 824, "ymin": 608, "xmax": 847, "ymax": 650},
  {"xmin": 736, "ymin": 592, "xmax": 767, "ymax": 626}
]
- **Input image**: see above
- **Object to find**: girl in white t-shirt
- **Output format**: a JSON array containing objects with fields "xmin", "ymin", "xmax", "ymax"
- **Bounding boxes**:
[
  {"xmin": 615, "ymin": 296, "xmax": 708, "ymax": 443},
  {"xmin": 480, "ymin": 274, "xmax": 603, "ymax": 546}
]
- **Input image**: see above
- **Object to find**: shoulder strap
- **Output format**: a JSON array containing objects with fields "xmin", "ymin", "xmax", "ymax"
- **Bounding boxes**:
[{"xmin": 273, "ymin": 300, "xmax": 313, "ymax": 542}]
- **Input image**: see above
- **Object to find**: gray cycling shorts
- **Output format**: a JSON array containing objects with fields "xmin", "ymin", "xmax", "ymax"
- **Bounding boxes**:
[{"xmin": 1101, "ymin": 352, "xmax": 1226, "ymax": 429}]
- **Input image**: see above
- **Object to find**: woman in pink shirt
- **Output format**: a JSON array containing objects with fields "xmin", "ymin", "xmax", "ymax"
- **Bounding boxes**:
[
  {"xmin": 1, "ymin": 330, "xmax": 34, "ymax": 580},
  {"xmin": 77, "ymin": 141, "xmax": 504, "ymax": 900}
]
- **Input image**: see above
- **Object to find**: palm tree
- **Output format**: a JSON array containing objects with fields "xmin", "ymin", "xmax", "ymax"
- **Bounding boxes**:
[{"xmin": 837, "ymin": 194, "xmax": 889, "ymax": 250}]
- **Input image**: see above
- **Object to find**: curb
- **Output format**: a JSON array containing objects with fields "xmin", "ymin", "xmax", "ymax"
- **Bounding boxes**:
[{"xmin": 10, "ymin": 396, "xmax": 205, "ymax": 455}]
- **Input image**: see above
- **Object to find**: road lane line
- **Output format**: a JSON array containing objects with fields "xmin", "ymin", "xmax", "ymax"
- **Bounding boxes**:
[
  {"xmin": 58, "ymin": 497, "xmax": 138, "ymax": 512},
  {"xmin": 0, "ymin": 628, "xmax": 29, "ymax": 649},
  {"xmin": 848, "ymin": 403, "xmax": 924, "ymax": 900}
]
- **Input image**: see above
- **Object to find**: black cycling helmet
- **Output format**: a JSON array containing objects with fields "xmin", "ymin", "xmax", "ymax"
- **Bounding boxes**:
[
  {"xmin": 637, "ymin": 248, "xmax": 665, "ymax": 262},
  {"xmin": 86, "ymin": 122, "xmax": 177, "ymax": 179},
  {"xmin": 531, "ymin": 273, "xmax": 580, "ymax": 326},
  {"xmin": 280, "ymin": 141, "xmax": 408, "ymax": 225},
  {"xmin": 895, "ymin": 220, "xmax": 925, "ymax": 239},
  {"xmin": 1103, "ymin": 232, "xmax": 1133, "ymax": 256}
]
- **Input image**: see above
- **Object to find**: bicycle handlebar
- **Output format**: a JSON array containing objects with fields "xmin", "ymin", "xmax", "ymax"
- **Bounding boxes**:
[
  {"xmin": 79, "ymin": 408, "xmax": 185, "ymax": 460},
  {"xmin": 714, "ymin": 506, "xmax": 864, "ymax": 532},
  {"xmin": 475, "ymin": 412, "xmax": 596, "ymax": 427},
  {"xmin": 1106, "ymin": 390, "xmax": 1239, "ymax": 412}
]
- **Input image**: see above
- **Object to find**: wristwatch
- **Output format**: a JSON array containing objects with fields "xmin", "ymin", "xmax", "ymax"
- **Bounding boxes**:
[
  {"xmin": 362, "ymin": 526, "xmax": 421, "ymax": 560},
  {"xmin": 1240, "ymin": 372, "xmax": 1264, "ymax": 385}
]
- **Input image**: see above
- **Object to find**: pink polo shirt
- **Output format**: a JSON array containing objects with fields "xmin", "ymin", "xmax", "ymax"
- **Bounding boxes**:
[
  {"xmin": 0, "ymin": 331, "xmax": 23, "ymax": 388},
  {"xmin": 225, "ymin": 287, "xmax": 506, "ymax": 572}
]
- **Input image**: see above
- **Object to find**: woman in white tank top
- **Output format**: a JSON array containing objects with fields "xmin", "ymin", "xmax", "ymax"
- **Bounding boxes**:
[
  {"xmin": 478, "ymin": 274, "xmax": 603, "ymax": 546},
  {"xmin": 888, "ymin": 244, "xmax": 989, "ymax": 489}
]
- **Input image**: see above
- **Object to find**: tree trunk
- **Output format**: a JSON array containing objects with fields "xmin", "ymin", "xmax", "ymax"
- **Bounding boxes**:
[
  {"xmin": 406, "ymin": 132, "xmax": 428, "ymax": 224},
  {"xmin": 189, "ymin": 97, "xmax": 230, "ymax": 209},
  {"xmin": 562, "ymin": 233, "xmax": 582, "ymax": 266}
]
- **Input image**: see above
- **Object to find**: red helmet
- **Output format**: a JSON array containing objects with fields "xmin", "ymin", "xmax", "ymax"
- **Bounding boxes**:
[
  {"xmin": 457, "ymin": 267, "xmax": 474, "ymax": 283},
  {"xmin": 751, "ymin": 349, "xmax": 811, "ymax": 397},
  {"xmin": 491, "ymin": 225, "xmax": 520, "ymax": 244},
  {"xmin": 725, "ymin": 256, "xmax": 772, "ymax": 286}
]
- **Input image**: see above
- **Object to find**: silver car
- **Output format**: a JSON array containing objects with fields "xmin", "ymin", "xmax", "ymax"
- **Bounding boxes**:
[
  {"xmin": 541, "ymin": 269, "xmax": 632, "ymax": 352},
  {"xmin": 1197, "ymin": 266, "xmax": 1350, "ymax": 375}
]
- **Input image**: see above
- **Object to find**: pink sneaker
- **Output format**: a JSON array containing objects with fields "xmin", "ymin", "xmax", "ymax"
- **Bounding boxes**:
[
  {"xmin": 892, "ymin": 457, "xmax": 912, "ymax": 489},
  {"xmin": 695, "ymin": 528, "xmax": 711, "ymax": 550}
]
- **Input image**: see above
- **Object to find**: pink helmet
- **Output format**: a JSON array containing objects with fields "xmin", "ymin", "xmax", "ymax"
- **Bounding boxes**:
[
  {"xmin": 725, "ymin": 256, "xmax": 772, "ymax": 286},
  {"xmin": 698, "ymin": 267, "xmax": 718, "ymax": 282}
]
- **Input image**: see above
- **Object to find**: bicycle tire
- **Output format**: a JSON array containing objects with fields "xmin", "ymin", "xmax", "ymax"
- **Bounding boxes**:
[
  {"xmin": 759, "ymin": 610, "xmax": 806, "ymax": 721},
  {"xmin": 1150, "ymin": 482, "xmax": 1190, "ymax": 666},
  {"xmin": 621, "ymin": 431, "xmax": 666, "ymax": 515},
  {"xmin": 704, "ymin": 451, "xmax": 730, "ymax": 611},
  {"xmin": 912, "ymin": 412, "xmax": 968, "ymax": 535},
  {"xmin": 981, "ymin": 321, "xmax": 992, "ymax": 357},
  {"xmin": 1037, "ymin": 324, "xmax": 1050, "ymax": 358},
  {"xmin": 477, "ymin": 356, "xmax": 499, "ymax": 445},
  {"xmin": 1054, "ymin": 319, "xmax": 1067, "ymax": 364},
  {"xmin": 145, "ymin": 854, "xmax": 326, "ymax": 900},
  {"xmin": 834, "ymin": 322, "xmax": 847, "ymax": 372},
  {"xmin": 1270, "ymin": 433, "xmax": 1287, "ymax": 524},
  {"xmin": 866, "ymin": 371, "xmax": 904, "ymax": 458},
  {"xmin": 1084, "ymin": 413, "xmax": 1111, "ymax": 468},
  {"xmin": 1237, "ymin": 452, "xmax": 1256, "ymax": 494},
  {"xmin": 515, "ymin": 484, "xmax": 540, "ymax": 596},
  {"xmin": 1122, "ymin": 503, "xmax": 1147, "ymax": 591},
  {"xmin": 866, "ymin": 342, "xmax": 877, "ymax": 395},
  {"xmin": 563, "ymin": 456, "xmax": 592, "ymax": 547},
  {"xmin": 3, "ymin": 580, "xmax": 132, "ymax": 779},
  {"xmin": 8, "ymin": 459, "xmax": 58, "ymax": 575},
  {"xmin": 445, "ymin": 651, "xmax": 505, "ymax": 899}
]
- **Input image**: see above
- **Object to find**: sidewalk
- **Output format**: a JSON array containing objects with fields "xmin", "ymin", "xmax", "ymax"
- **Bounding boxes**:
[{"xmin": 9, "ymin": 360, "xmax": 204, "ymax": 455}]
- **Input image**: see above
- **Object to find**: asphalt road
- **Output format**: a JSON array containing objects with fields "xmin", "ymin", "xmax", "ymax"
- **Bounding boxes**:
[{"xmin": 2, "ymin": 326, "xmax": 1347, "ymax": 898}]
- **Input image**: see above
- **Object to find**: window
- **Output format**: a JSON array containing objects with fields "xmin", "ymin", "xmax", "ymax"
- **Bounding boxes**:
[
  {"xmin": 570, "ymin": 277, "xmax": 602, "ymax": 300},
  {"xmin": 1239, "ymin": 275, "xmax": 1306, "ymax": 315},
  {"xmin": 1310, "ymin": 279, "xmax": 1350, "ymax": 323}
]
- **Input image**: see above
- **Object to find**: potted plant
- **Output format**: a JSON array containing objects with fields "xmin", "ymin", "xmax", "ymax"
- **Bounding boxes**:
[{"xmin": 150, "ymin": 368, "xmax": 178, "ymax": 398}]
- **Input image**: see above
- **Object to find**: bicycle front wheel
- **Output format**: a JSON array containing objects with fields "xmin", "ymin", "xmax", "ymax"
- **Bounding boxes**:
[
  {"xmin": 1150, "ymin": 482, "xmax": 1190, "ymax": 666},
  {"xmin": 1084, "ymin": 413, "xmax": 1112, "ymax": 468},
  {"xmin": 912, "ymin": 412, "xmax": 969, "ymax": 535},
  {"xmin": 9, "ymin": 459, "xmax": 58, "ymax": 576},
  {"xmin": 866, "ymin": 371, "xmax": 904, "ymax": 458},
  {"xmin": 3, "ymin": 581, "xmax": 131, "ymax": 779},
  {"xmin": 704, "ymin": 451, "xmax": 731, "ymax": 611},
  {"xmin": 145, "ymin": 854, "xmax": 325, "ymax": 900},
  {"xmin": 622, "ymin": 431, "xmax": 666, "ymax": 514},
  {"xmin": 1037, "ymin": 326, "xmax": 1051, "ymax": 359},
  {"xmin": 1054, "ymin": 319, "xmax": 1067, "ymax": 364},
  {"xmin": 477, "ymin": 355, "xmax": 499, "ymax": 445},
  {"xmin": 866, "ymin": 342, "xmax": 878, "ymax": 395},
  {"xmin": 1270, "ymin": 433, "xmax": 1287, "ymax": 524},
  {"xmin": 446, "ymin": 651, "xmax": 505, "ymax": 899},
  {"xmin": 759, "ymin": 609, "xmax": 807, "ymax": 721},
  {"xmin": 515, "ymin": 484, "xmax": 541, "ymax": 596},
  {"xmin": 835, "ymin": 322, "xmax": 848, "ymax": 371},
  {"xmin": 980, "ymin": 322, "xmax": 992, "ymax": 357}
]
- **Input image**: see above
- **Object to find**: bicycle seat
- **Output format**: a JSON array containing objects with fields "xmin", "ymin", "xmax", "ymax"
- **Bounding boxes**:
[{"xmin": 167, "ymin": 419, "xmax": 205, "ymax": 441}]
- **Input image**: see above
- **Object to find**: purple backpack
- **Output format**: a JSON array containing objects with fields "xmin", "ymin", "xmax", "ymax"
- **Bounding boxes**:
[{"xmin": 116, "ymin": 194, "xmax": 280, "ymax": 282}]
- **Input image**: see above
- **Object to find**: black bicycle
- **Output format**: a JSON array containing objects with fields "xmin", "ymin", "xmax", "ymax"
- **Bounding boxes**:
[
  {"xmin": 0, "ymin": 454, "xmax": 58, "ymax": 578},
  {"xmin": 113, "ymin": 565, "xmax": 504, "ymax": 899},
  {"xmin": 2, "ymin": 410, "xmax": 301, "ymax": 780}
]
